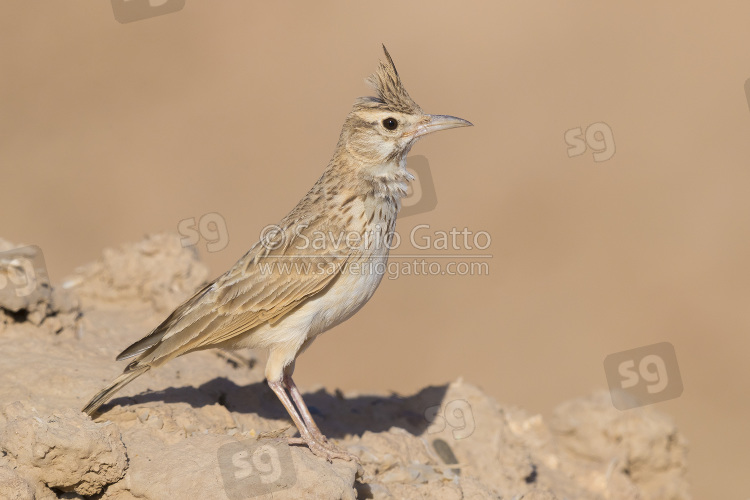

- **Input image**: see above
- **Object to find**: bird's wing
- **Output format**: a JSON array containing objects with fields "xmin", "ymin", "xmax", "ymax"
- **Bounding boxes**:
[{"xmin": 117, "ymin": 217, "xmax": 352, "ymax": 366}]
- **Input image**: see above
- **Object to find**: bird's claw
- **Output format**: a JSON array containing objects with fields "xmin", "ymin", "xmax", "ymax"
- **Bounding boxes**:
[{"xmin": 287, "ymin": 436, "xmax": 361, "ymax": 464}]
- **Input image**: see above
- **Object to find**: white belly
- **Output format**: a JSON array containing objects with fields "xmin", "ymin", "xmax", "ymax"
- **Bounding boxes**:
[
  {"xmin": 234, "ymin": 247, "xmax": 389, "ymax": 352},
  {"xmin": 306, "ymin": 249, "xmax": 390, "ymax": 335}
]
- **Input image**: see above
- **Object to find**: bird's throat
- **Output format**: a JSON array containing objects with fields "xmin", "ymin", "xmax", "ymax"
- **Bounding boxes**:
[{"xmin": 366, "ymin": 159, "xmax": 413, "ymax": 203}]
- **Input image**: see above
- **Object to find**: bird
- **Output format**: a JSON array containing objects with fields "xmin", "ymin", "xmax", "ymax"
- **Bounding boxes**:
[{"xmin": 82, "ymin": 45, "xmax": 472, "ymax": 462}]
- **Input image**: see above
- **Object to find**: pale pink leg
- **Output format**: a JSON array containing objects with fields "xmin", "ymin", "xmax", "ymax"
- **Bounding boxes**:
[
  {"xmin": 283, "ymin": 367, "xmax": 327, "ymax": 442},
  {"xmin": 267, "ymin": 378, "xmax": 356, "ymax": 462}
]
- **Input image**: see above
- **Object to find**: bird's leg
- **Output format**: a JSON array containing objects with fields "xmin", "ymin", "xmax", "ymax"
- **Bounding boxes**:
[
  {"xmin": 282, "ymin": 364, "xmax": 327, "ymax": 444},
  {"xmin": 281, "ymin": 366, "xmax": 360, "ymax": 462},
  {"xmin": 267, "ymin": 378, "xmax": 357, "ymax": 463},
  {"xmin": 266, "ymin": 378, "xmax": 312, "ymax": 439}
]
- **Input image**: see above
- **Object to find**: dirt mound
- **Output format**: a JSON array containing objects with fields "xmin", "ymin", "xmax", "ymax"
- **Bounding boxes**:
[{"xmin": 0, "ymin": 235, "xmax": 691, "ymax": 499}]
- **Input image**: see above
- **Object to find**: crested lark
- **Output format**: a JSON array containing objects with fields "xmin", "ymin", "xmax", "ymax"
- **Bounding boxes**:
[{"xmin": 82, "ymin": 45, "xmax": 472, "ymax": 462}]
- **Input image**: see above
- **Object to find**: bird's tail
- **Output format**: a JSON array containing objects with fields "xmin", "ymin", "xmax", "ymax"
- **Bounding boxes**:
[{"xmin": 82, "ymin": 365, "xmax": 150, "ymax": 416}]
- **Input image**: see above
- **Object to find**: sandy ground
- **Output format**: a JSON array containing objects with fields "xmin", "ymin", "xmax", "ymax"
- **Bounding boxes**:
[{"xmin": 0, "ymin": 235, "xmax": 691, "ymax": 499}]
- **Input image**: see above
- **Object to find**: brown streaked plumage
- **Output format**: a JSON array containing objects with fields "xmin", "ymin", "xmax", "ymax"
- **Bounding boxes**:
[{"xmin": 82, "ymin": 45, "xmax": 472, "ymax": 462}]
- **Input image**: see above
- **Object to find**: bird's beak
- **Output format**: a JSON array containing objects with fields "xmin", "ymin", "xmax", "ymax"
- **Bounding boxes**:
[{"xmin": 415, "ymin": 114, "xmax": 473, "ymax": 137}]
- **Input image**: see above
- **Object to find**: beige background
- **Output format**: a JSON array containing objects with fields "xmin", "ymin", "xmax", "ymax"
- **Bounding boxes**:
[{"xmin": 2, "ymin": 2, "xmax": 749, "ymax": 498}]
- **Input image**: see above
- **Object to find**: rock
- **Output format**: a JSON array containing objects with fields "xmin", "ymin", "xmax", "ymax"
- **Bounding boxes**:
[
  {"xmin": 62, "ymin": 233, "xmax": 210, "ymax": 312},
  {"xmin": 550, "ymin": 392, "xmax": 690, "ymax": 500},
  {"xmin": 50, "ymin": 288, "xmax": 79, "ymax": 314},
  {"xmin": 0, "ymin": 465, "xmax": 35, "ymax": 500},
  {"xmin": 0, "ymin": 401, "xmax": 127, "ymax": 496},
  {"xmin": 0, "ymin": 241, "xmax": 51, "ymax": 318},
  {"xmin": 0, "ymin": 239, "xmax": 83, "ymax": 337},
  {"xmin": 0, "ymin": 234, "xmax": 693, "ymax": 499}
]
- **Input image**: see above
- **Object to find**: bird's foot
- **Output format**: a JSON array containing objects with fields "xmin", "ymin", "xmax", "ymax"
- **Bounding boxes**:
[
  {"xmin": 309, "ymin": 428, "xmax": 330, "ymax": 445},
  {"xmin": 287, "ymin": 436, "xmax": 360, "ymax": 464}
]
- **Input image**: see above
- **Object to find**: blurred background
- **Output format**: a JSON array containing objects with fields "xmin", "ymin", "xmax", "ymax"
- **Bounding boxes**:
[{"xmin": 2, "ymin": 2, "xmax": 749, "ymax": 498}]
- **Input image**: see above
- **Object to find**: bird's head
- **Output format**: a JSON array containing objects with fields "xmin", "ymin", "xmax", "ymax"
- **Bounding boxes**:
[{"xmin": 336, "ymin": 46, "xmax": 472, "ymax": 171}]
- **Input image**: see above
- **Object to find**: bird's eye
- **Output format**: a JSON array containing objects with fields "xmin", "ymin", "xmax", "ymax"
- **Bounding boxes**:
[{"xmin": 382, "ymin": 117, "xmax": 398, "ymax": 130}]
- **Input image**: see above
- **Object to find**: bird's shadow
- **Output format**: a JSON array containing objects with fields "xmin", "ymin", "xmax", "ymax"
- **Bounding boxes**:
[{"xmin": 102, "ymin": 377, "xmax": 450, "ymax": 439}]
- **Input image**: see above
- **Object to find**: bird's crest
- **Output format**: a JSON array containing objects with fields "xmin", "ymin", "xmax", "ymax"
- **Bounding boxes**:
[{"xmin": 356, "ymin": 45, "xmax": 423, "ymax": 115}]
